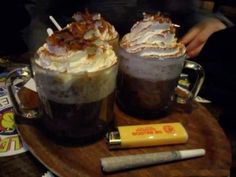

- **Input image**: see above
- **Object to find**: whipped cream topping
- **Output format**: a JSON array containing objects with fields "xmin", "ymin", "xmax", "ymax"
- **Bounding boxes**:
[
  {"xmin": 120, "ymin": 13, "xmax": 186, "ymax": 59},
  {"xmin": 72, "ymin": 11, "xmax": 118, "ymax": 41},
  {"xmin": 36, "ymin": 15, "xmax": 117, "ymax": 73},
  {"xmin": 37, "ymin": 42, "xmax": 116, "ymax": 73}
]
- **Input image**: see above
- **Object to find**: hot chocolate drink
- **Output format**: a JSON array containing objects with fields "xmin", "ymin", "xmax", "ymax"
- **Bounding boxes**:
[
  {"xmin": 117, "ymin": 13, "xmax": 186, "ymax": 118},
  {"xmin": 33, "ymin": 12, "xmax": 118, "ymax": 143}
]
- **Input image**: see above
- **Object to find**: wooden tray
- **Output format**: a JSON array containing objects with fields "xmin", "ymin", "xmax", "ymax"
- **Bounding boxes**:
[{"xmin": 16, "ymin": 102, "xmax": 231, "ymax": 177}]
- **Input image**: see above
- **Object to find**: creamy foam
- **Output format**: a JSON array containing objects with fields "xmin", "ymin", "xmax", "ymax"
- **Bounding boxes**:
[
  {"xmin": 33, "ymin": 61, "xmax": 118, "ymax": 104},
  {"xmin": 119, "ymin": 13, "xmax": 186, "ymax": 81},
  {"xmin": 35, "ymin": 36, "xmax": 117, "ymax": 103},
  {"xmin": 37, "ymin": 41, "xmax": 117, "ymax": 73},
  {"xmin": 34, "ymin": 11, "xmax": 118, "ymax": 104},
  {"xmin": 36, "ymin": 24, "xmax": 117, "ymax": 73},
  {"xmin": 119, "ymin": 48, "xmax": 185, "ymax": 81},
  {"xmin": 120, "ymin": 13, "xmax": 186, "ymax": 59},
  {"xmin": 72, "ymin": 11, "xmax": 118, "ymax": 41}
]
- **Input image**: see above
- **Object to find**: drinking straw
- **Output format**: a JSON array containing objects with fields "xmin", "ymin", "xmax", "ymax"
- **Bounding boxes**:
[
  {"xmin": 49, "ymin": 16, "xmax": 62, "ymax": 31},
  {"xmin": 47, "ymin": 28, "xmax": 54, "ymax": 36}
]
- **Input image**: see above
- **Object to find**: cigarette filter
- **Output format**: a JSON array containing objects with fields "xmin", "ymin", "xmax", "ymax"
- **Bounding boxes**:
[{"xmin": 107, "ymin": 122, "xmax": 188, "ymax": 149}]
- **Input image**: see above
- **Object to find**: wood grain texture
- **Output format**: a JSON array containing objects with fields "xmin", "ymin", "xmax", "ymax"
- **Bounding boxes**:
[
  {"xmin": 0, "ymin": 152, "xmax": 46, "ymax": 177},
  {"xmin": 16, "ymin": 102, "xmax": 232, "ymax": 177}
]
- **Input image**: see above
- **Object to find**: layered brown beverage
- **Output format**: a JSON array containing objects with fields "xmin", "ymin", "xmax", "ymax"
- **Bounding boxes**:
[
  {"xmin": 117, "ymin": 13, "xmax": 186, "ymax": 118},
  {"xmin": 34, "ymin": 12, "xmax": 118, "ymax": 143}
]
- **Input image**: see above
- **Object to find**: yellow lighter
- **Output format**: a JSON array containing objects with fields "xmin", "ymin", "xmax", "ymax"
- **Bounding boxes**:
[{"xmin": 106, "ymin": 122, "xmax": 188, "ymax": 149}]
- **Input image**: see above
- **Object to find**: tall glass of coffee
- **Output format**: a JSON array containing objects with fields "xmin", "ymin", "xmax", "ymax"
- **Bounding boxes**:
[
  {"xmin": 117, "ymin": 13, "xmax": 204, "ymax": 118},
  {"xmin": 6, "ymin": 12, "xmax": 118, "ymax": 144}
]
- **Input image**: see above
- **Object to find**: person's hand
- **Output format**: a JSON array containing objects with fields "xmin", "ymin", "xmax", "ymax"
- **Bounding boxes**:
[{"xmin": 180, "ymin": 17, "xmax": 226, "ymax": 58}]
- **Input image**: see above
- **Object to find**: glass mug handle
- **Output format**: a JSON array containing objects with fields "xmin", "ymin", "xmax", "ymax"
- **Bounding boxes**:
[
  {"xmin": 5, "ymin": 67, "xmax": 39, "ymax": 119},
  {"xmin": 176, "ymin": 60, "xmax": 205, "ymax": 104}
]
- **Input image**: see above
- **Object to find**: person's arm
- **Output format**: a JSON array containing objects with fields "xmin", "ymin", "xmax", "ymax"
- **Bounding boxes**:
[
  {"xmin": 180, "ymin": 17, "xmax": 227, "ymax": 58},
  {"xmin": 180, "ymin": 3, "xmax": 235, "ymax": 58}
]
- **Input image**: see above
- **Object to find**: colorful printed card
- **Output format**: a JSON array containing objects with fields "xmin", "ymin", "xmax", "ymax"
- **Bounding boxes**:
[{"xmin": 0, "ymin": 72, "xmax": 28, "ymax": 157}]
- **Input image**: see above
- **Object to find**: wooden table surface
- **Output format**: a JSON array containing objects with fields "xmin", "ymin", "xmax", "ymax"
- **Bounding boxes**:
[{"xmin": 0, "ymin": 101, "xmax": 231, "ymax": 177}]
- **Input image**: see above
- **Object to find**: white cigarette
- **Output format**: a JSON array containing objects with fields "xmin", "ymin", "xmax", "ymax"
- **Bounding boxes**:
[
  {"xmin": 49, "ymin": 16, "xmax": 62, "ymax": 31},
  {"xmin": 101, "ymin": 149, "xmax": 205, "ymax": 173}
]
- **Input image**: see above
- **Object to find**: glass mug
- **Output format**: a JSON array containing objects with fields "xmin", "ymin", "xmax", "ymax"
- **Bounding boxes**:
[
  {"xmin": 116, "ymin": 48, "xmax": 205, "ymax": 118},
  {"xmin": 6, "ymin": 57, "xmax": 118, "ymax": 144}
]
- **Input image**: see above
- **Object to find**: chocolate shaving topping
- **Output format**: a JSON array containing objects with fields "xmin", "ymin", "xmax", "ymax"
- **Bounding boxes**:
[{"xmin": 46, "ymin": 11, "xmax": 116, "ymax": 52}]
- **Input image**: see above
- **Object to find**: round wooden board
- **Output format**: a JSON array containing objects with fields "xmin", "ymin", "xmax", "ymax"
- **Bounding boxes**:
[{"xmin": 16, "ymin": 102, "xmax": 231, "ymax": 177}]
